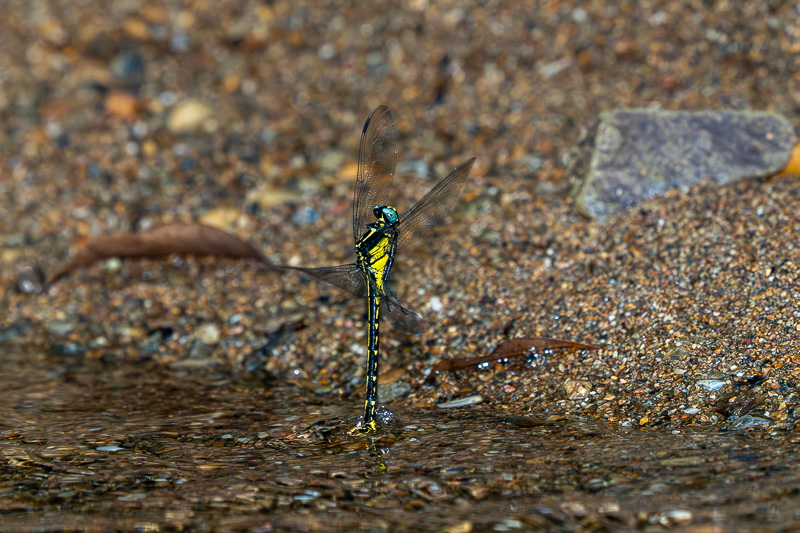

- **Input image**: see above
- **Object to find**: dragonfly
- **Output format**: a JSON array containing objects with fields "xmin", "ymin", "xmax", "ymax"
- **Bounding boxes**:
[{"xmin": 282, "ymin": 105, "xmax": 475, "ymax": 433}]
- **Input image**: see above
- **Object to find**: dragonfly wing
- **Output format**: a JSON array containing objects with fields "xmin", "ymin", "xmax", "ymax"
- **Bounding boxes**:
[
  {"xmin": 281, "ymin": 263, "xmax": 423, "ymax": 333},
  {"xmin": 353, "ymin": 105, "xmax": 397, "ymax": 244},
  {"xmin": 395, "ymin": 157, "xmax": 476, "ymax": 250},
  {"xmin": 383, "ymin": 298, "xmax": 424, "ymax": 334},
  {"xmin": 281, "ymin": 263, "xmax": 367, "ymax": 298}
]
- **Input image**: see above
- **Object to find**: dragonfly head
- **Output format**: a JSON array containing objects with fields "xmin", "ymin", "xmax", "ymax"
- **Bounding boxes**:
[{"xmin": 374, "ymin": 205, "xmax": 399, "ymax": 225}]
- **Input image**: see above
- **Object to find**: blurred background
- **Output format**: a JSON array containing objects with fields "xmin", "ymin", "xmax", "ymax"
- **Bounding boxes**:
[{"xmin": 2, "ymin": 1, "xmax": 797, "ymax": 244}]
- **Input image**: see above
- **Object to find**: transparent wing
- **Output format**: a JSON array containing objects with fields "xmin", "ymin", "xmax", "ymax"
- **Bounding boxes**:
[
  {"xmin": 282, "ymin": 263, "xmax": 366, "ymax": 297},
  {"xmin": 353, "ymin": 105, "xmax": 397, "ymax": 244},
  {"xmin": 395, "ymin": 157, "xmax": 475, "ymax": 250},
  {"xmin": 281, "ymin": 263, "xmax": 423, "ymax": 333},
  {"xmin": 384, "ymin": 298, "xmax": 423, "ymax": 334}
]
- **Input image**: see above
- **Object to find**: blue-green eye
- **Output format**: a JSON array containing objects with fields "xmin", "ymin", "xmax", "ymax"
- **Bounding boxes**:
[
  {"xmin": 382, "ymin": 207, "xmax": 399, "ymax": 224},
  {"xmin": 374, "ymin": 205, "xmax": 399, "ymax": 224}
]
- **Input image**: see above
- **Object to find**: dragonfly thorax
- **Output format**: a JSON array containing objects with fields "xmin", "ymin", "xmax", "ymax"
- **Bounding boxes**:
[{"xmin": 373, "ymin": 205, "xmax": 399, "ymax": 225}]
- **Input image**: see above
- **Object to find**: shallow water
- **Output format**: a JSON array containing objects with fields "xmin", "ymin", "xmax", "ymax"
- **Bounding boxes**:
[{"xmin": 2, "ymin": 348, "xmax": 799, "ymax": 533}]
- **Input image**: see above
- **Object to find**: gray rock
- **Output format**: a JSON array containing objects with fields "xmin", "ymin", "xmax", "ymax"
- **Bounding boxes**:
[{"xmin": 569, "ymin": 109, "xmax": 796, "ymax": 219}]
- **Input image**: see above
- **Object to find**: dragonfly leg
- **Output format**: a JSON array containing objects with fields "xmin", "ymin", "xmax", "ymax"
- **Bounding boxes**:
[{"xmin": 385, "ymin": 287, "xmax": 403, "ymax": 309}]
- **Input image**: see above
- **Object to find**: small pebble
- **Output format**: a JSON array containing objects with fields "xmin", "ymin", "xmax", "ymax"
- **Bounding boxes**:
[
  {"xmin": 195, "ymin": 323, "xmax": 220, "ymax": 345},
  {"xmin": 564, "ymin": 379, "xmax": 592, "ymax": 400},
  {"xmin": 696, "ymin": 379, "xmax": 728, "ymax": 391},
  {"xmin": 96, "ymin": 445, "xmax": 124, "ymax": 452},
  {"xmin": 437, "ymin": 395, "xmax": 483, "ymax": 409},
  {"xmin": 167, "ymin": 99, "xmax": 212, "ymax": 133}
]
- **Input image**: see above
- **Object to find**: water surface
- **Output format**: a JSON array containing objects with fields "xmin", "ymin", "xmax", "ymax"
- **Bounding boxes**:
[{"xmin": 2, "ymin": 348, "xmax": 798, "ymax": 532}]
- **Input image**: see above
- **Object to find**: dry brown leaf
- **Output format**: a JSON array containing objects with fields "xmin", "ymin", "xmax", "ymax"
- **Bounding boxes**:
[
  {"xmin": 431, "ymin": 336, "xmax": 598, "ymax": 372},
  {"xmin": 49, "ymin": 222, "xmax": 276, "ymax": 283}
]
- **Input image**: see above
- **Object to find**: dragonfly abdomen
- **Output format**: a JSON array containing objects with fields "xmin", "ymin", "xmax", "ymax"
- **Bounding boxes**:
[{"xmin": 362, "ymin": 286, "xmax": 381, "ymax": 431}]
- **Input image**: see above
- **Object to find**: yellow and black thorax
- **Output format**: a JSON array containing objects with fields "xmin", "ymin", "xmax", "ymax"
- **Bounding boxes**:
[{"xmin": 355, "ymin": 205, "xmax": 399, "ymax": 293}]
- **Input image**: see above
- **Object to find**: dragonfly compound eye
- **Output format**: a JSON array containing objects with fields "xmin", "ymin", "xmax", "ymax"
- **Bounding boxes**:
[{"xmin": 374, "ymin": 205, "xmax": 399, "ymax": 224}]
